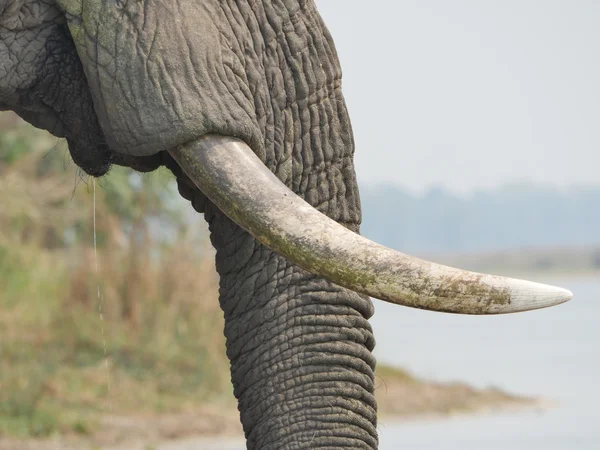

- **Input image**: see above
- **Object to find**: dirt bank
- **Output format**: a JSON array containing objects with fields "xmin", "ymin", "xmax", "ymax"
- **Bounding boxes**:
[{"xmin": 0, "ymin": 366, "xmax": 544, "ymax": 450}]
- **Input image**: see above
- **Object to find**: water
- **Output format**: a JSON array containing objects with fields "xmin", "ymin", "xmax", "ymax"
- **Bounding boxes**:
[
  {"xmin": 93, "ymin": 180, "xmax": 112, "ymax": 418},
  {"xmin": 372, "ymin": 276, "xmax": 600, "ymax": 449}
]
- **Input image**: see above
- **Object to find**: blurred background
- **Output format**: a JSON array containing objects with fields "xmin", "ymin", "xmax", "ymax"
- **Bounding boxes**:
[
  {"xmin": 323, "ymin": 2, "xmax": 600, "ymax": 449},
  {"xmin": 1, "ymin": 1, "xmax": 599, "ymax": 449}
]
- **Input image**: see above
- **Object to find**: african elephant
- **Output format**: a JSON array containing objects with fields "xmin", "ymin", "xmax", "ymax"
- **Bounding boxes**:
[{"xmin": 0, "ymin": 1, "xmax": 571, "ymax": 448}]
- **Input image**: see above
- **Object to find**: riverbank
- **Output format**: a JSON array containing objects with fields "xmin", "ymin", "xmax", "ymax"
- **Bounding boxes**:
[
  {"xmin": 422, "ymin": 246, "xmax": 600, "ymax": 279},
  {"xmin": 0, "ymin": 364, "xmax": 542, "ymax": 450}
]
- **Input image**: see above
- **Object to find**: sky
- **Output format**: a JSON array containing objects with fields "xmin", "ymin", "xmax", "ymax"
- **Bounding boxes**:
[{"xmin": 316, "ymin": 1, "xmax": 600, "ymax": 194}]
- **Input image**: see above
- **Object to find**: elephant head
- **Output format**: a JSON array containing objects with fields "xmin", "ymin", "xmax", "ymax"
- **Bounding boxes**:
[{"xmin": 0, "ymin": 0, "xmax": 571, "ymax": 448}]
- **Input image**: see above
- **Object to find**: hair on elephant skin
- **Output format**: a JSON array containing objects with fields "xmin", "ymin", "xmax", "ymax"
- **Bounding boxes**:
[{"xmin": 0, "ymin": 1, "xmax": 572, "ymax": 449}]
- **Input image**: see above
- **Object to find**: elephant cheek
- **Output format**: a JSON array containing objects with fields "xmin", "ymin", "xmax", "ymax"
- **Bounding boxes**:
[{"xmin": 61, "ymin": 0, "xmax": 260, "ymax": 158}]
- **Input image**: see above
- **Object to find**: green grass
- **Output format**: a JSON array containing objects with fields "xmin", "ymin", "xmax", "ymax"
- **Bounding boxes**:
[
  {"xmin": 0, "ymin": 239, "xmax": 233, "ymax": 438},
  {"xmin": 0, "ymin": 112, "xmax": 233, "ymax": 439}
]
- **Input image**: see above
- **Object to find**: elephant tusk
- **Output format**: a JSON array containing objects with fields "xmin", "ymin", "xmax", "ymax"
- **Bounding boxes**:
[{"xmin": 168, "ymin": 135, "xmax": 573, "ymax": 315}]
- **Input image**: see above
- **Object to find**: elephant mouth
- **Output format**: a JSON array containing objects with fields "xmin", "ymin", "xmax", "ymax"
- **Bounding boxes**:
[{"xmin": 168, "ymin": 135, "xmax": 573, "ymax": 315}]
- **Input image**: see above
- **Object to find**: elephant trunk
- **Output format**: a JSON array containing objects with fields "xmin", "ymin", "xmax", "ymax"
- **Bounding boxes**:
[{"xmin": 203, "ymin": 202, "xmax": 379, "ymax": 448}]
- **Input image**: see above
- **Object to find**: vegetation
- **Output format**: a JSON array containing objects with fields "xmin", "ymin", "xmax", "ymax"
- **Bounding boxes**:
[
  {"xmin": 362, "ymin": 184, "xmax": 600, "ymax": 256},
  {"xmin": 0, "ymin": 112, "xmax": 231, "ymax": 439},
  {"xmin": 422, "ymin": 246, "xmax": 600, "ymax": 277}
]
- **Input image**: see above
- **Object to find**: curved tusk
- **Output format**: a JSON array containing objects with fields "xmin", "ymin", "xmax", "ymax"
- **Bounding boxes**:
[{"xmin": 168, "ymin": 135, "xmax": 573, "ymax": 315}]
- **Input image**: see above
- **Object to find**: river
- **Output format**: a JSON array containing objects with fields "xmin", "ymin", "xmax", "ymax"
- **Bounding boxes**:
[{"xmin": 373, "ymin": 276, "xmax": 600, "ymax": 449}]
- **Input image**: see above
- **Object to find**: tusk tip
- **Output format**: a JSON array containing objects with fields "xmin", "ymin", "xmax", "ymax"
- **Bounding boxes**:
[
  {"xmin": 554, "ymin": 287, "xmax": 574, "ymax": 304},
  {"xmin": 509, "ymin": 281, "xmax": 573, "ymax": 313}
]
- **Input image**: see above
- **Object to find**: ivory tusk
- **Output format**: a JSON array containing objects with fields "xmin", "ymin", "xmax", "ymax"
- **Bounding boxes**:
[{"xmin": 168, "ymin": 135, "xmax": 573, "ymax": 315}]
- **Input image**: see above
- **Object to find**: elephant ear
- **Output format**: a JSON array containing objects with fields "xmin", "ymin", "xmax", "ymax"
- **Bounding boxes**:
[
  {"xmin": 0, "ymin": 0, "xmax": 112, "ymax": 175},
  {"xmin": 56, "ymin": 0, "xmax": 262, "ymax": 159}
]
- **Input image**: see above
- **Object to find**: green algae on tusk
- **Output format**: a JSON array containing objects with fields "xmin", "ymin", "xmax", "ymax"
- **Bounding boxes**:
[{"xmin": 168, "ymin": 135, "xmax": 573, "ymax": 315}]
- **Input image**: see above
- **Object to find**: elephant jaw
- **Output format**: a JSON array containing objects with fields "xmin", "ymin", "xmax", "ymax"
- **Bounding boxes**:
[{"xmin": 168, "ymin": 135, "xmax": 573, "ymax": 315}]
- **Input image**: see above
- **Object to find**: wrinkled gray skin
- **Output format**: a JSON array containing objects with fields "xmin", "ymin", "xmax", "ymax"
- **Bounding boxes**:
[{"xmin": 1, "ymin": 0, "xmax": 377, "ymax": 448}]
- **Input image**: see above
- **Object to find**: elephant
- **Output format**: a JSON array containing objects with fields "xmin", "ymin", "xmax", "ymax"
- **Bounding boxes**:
[{"xmin": 0, "ymin": 1, "xmax": 572, "ymax": 448}]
